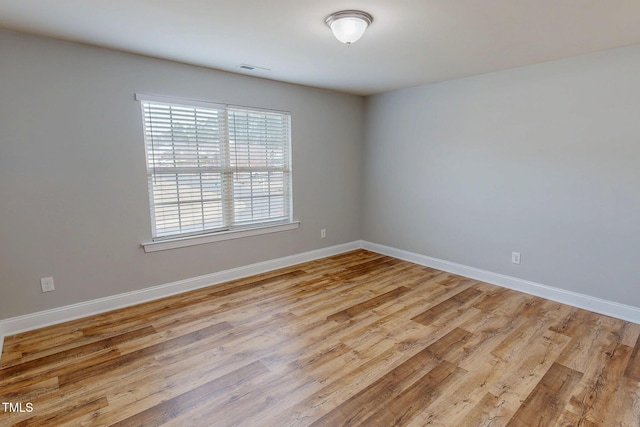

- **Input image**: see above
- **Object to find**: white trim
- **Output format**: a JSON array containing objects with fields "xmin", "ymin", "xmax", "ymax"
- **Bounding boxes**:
[
  {"xmin": 0, "ymin": 241, "xmax": 361, "ymax": 340},
  {"xmin": 142, "ymin": 221, "xmax": 300, "ymax": 253},
  {"xmin": 4, "ymin": 239, "xmax": 638, "ymax": 358},
  {"xmin": 362, "ymin": 241, "xmax": 640, "ymax": 324}
]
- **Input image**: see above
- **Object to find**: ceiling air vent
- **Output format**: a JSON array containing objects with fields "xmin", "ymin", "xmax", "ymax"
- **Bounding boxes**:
[{"xmin": 239, "ymin": 64, "xmax": 271, "ymax": 72}]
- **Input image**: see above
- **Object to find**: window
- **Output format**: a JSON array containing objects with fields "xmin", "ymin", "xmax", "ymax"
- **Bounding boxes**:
[{"xmin": 137, "ymin": 95, "xmax": 292, "ymax": 242}]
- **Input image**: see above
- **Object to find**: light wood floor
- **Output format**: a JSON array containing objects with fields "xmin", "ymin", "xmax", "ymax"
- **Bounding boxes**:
[{"xmin": 1, "ymin": 250, "xmax": 640, "ymax": 426}]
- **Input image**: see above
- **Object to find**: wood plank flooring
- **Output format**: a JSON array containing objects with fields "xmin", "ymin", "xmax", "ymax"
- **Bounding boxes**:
[{"xmin": 1, "ymin": 249, "xmax": 639, "ymax": 426}]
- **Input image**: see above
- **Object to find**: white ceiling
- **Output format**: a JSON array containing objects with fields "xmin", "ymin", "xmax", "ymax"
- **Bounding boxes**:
[{"xmin": 2, "ymin": 1, "xmax": 640, "ymax": 95}]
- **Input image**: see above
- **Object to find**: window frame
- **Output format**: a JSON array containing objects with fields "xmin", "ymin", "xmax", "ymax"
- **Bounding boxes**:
[{"xmin": 136, "ymin": 94, "xmax": 297, "ymax": 252}]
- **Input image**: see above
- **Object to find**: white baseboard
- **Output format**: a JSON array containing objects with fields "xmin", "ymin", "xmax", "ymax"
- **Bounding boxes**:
[
  {"xmin": 3, "ymin": 240, "xmax": 638, "ymax": 359},
  {"xmin": 362, "ymin": 241, "xmax": 640, "ymax": 324},
  {"xmin": 0, "ymin": 241, "xmax": 362, "ymax": 343}
]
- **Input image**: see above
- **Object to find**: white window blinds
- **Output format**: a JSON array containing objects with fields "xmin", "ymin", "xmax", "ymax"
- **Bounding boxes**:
[{"xmin": 138, "ymin": 95, "xmax": 292, "ymax": 240}]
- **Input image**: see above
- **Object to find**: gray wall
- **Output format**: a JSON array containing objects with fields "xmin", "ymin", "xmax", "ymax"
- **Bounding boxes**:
[
  {"xmin": 363, "ymin": 45, "xmax": 640, "ymax": 307},
  {"xmin": 0, "ymin": 30, "xmax": 364, "ymax": 319},
  {"xmin": 3, "ymin": 28, "xmax": 640, "ymax": 321}
]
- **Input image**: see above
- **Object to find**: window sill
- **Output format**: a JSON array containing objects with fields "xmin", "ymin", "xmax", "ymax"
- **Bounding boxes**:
[{"xmin": 142, "ymin": 221, "xmax": 300, "ymax": 253}]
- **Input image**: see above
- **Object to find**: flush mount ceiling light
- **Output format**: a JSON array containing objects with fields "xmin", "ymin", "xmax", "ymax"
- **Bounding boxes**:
[{"xmin": 325, "ymin": 10, "xmax": 373, "ymax": 46}]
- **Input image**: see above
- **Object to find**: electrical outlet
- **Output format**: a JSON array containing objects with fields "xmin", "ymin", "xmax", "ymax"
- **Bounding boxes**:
[
  {"xmin": 511, "ymin": 252, "xmax": 521, "ymax": 264},
  {"xmin": 320, "ymin": 229, "xmax": 326, "ymax": 239},
  {"xmin": 41, "ymin": 277, "xmax": 55, "ymax": 292}
]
